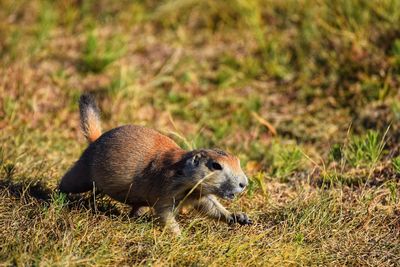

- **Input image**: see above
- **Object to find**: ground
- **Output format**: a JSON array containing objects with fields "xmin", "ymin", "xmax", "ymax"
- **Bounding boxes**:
[{"xmin": 1, "ymin": 0, "xmax": 400, "ymax": 266}]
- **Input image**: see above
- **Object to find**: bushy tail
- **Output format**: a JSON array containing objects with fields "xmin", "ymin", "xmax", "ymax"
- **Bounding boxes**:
[{"xmin": 79, "ymin": 94, "xmax": 102, "ymax": 143}]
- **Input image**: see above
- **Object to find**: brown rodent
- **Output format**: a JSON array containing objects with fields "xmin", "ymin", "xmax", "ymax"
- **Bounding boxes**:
[{"xmin": 59, "ymin": 94, "xmax": 252, "ymax": 234}]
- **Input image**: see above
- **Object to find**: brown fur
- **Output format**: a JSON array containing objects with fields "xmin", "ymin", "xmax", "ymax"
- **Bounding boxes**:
[
  {"xmin": 59, "ymin": 95, "xmax": 252, "ymax": 234},
  {"xmin": 85, "ymin": 112, "xmax": 101, "ymax": 142}
]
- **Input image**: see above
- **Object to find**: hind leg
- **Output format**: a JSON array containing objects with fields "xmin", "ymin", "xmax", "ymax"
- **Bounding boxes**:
[
  {"xmin": 154, "ymin": 203, "xmax": 181, "ymax": 235},
  {"xmin": 129, "ymin": 205, "xmax": 148, "ymax": 218}
]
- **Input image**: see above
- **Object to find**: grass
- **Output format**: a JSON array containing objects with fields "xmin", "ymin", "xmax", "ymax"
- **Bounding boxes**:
[
  {"xmin": 1, "ymin": 0, "xmax": 400, "ymax": 265},
  {"xmin": 271, "ymin": 141, "xmax": 304, "ymax": 181},
  {"xmin": 345, "ymin": 130, "xmax": 387, "ymax": 168},
  {"xmin": 393, "ymin": 156, "xmax": 400, "ymax": 174},
  {"xmin": 81, "ymin": 32, "xmax": 125, "ymax": 73}
]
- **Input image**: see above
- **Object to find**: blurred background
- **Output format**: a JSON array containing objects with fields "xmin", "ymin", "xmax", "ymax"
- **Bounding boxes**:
[
  {"xmin": 1, "ymin": 0, "xmax": 400, "ymax": 191},
  {"xmin": 1, "ymin": 1, "xmax": 400, "ymax": 265}
]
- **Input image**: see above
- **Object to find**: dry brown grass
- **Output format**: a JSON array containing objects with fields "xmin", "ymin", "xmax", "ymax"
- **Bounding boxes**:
[{"xmin": 1, "ymin": 0, "xmax": 400, "ymax": 265}]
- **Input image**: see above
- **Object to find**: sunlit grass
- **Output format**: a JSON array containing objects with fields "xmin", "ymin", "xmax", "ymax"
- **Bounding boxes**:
[
  {"xmin": 393, "ymin": 156, "xmax": 400, "ymax": 174},
  {"xmin": 345, "ymin": 130, "xmax": 387, "ymax": 168}
]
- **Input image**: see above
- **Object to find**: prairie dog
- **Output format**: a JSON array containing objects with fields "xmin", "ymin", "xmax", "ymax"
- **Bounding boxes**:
[{"xmin": 59, "ymin": 94, "xmax": 251, "ymax": 234}]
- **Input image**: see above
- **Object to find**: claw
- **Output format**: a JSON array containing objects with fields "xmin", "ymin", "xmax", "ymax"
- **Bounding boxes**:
[{"xmin": 229, "ymin": 213, "xmax": 253, "ymax": 226}]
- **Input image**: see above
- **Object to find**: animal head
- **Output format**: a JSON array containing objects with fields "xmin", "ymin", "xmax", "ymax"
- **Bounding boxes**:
[{"xmin": 181, "ymin": 149, "xmax": 248, "ymax": 200}]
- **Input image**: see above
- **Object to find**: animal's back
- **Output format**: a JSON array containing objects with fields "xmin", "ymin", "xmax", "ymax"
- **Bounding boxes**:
[{"xmin": 89, "ymin": 125, "xmax": 183, "ymax": 203}]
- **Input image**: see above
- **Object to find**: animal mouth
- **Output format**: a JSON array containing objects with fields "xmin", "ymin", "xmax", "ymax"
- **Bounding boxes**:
[
  {"xmin": 215, "ymin": 188, "xmax": 236, "ymax": 200},
  {"xmin": 223, "ymin": 193, "xmax": 235, "ymax": 200}
]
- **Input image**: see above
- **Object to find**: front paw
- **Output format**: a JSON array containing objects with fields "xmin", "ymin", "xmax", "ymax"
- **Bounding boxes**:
[{"xmin": 228, "ymin": 212, "xmax": 253, "ymax": 225}]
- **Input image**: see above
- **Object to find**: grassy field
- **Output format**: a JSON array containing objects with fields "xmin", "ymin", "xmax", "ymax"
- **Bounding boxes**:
[{"xmin": 1, "ymin": 0, "xmax": 400, "ymax": 265}]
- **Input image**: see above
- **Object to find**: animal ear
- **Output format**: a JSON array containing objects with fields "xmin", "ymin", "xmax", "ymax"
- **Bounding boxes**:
[
  {"xmin": 185, "ymin": 151, "xmax": 207, "ymax": 168},
  {"xmin": 191, "ymin": 152, "xmax": 203, "ymax": 167},
  {"xmin": 181, "ymin": 151, "xmax": 208, "ymax": 177}
]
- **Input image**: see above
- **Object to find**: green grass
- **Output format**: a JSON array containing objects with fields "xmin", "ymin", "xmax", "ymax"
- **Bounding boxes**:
[
  {"xmin": 81, "ymin": 32, "xmax": 125, "ymax": 73},
  {"xmin": 345, "ymin": 130, "xmax": 387, "ymax": 168},
  {"xmin": 1, "ymin": 0, "xmax": 400, "ymax": 265},
  {"xmin": 393, "ymin": 156, "xmax": 400, "ymax": 174},
  {"xmin": 271, "ymin": 142, "xmax": 304, "ymax": 181}
]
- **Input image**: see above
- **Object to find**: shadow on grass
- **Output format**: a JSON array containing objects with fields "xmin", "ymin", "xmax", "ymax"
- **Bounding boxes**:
[
  {"xmin": 0, "ymin": 177, "xmax": 123, "ymax": 218},
  {"xmin": 0, "ymin": 177, "xmax": 52, "ymax": 201}
]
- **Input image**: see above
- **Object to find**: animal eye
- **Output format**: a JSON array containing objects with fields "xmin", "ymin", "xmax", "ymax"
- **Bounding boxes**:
[{"xmin": 212, "ymin": 162, "xmax": 223, "ymax": 170}]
